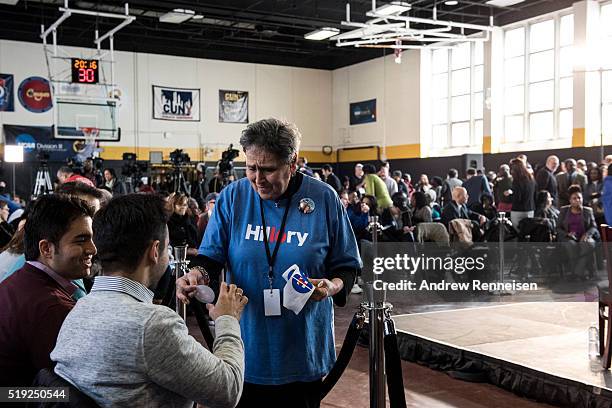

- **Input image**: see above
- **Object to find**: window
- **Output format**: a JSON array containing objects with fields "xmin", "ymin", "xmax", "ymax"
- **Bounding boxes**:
[
  {"xmin": 503, "ymin": 13, "xmax": 574, "ymax": 143},
  {"xmin": 602, "ymin": 4, "xmax": 612, "ymax": 139},
  {"xmin": 431, "ymin": 41, "xmax": 484, "ymax": 148}
]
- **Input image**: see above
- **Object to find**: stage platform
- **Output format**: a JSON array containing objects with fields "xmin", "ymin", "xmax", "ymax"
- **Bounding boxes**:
[{"xmin": 394, "ymin": 302, "xmax": 612, "ymax": 408}]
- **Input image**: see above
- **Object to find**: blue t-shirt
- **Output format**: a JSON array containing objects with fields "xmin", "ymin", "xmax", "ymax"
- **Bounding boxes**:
[{"xmin": 199, "ymin": 176, "xmax": 361, "ymax": 385}]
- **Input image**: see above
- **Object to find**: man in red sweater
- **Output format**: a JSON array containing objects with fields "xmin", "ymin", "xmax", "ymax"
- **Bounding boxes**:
[{"xmin": 0, "ymin": 194, "xmax": 96, "ymax": 386}]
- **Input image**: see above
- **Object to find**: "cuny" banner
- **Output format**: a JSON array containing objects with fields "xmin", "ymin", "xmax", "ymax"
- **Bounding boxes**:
[{"xmin": 152, "ymin": 85, "xmax": 200, "ymax": 121}]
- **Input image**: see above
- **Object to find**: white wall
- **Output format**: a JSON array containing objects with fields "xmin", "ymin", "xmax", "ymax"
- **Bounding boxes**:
[
  {"xmin": 331, "ymin": 50, "xmax": 422, "ymax": 158},
  {"xmin": 0, "ymin": 39, "xmax": 332, "ymax": 159}
]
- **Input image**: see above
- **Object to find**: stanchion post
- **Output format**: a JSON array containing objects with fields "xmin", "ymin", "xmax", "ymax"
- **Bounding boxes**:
[
  {"xmin": 498, "ymin": 212, "xmax": 505, "ymax": 287},
  {"xmin": 365, "ymin": 215, "xmax": 386, "ymax": 408},
  {"xmin": 173, "ymin": 245, "xmax": 189, "ymax": 320}
]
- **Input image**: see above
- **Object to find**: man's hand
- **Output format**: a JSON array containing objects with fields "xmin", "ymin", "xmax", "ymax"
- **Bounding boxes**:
[
  {"xmin": 176, "ymin": 268, "xmax": 209, "ymax": 305},
  {"xmin": 206, "ymin": 282, "xmax": 248, "ymax": 321},
  {"xmin": 479, "ymin": 215, "xmax": 487, "ymax": 226},
  {"xmin": 309, "ymin": 278, "xmax": 342, "ymax": 302}
]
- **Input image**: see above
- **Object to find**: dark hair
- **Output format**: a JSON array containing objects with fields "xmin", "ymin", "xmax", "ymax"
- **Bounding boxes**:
[
  {"xmin": 568, "ymin": 184, "xmax": 582, "ymax": 197},
  {"xmin": 466, "ymin": 168, "xmax": 477, "ymax": 176},
  {"xmin": 535, "ymin": 190, "xmax": 550, "ymax": 210},
  {"xmin": 103, "ymin": 168, "xmax": 117, "ymax": 178},
  {"xmin": 413, "ymin": 191, "xmax": 428, "ymax": 209},
  {"xmin": 93, "ymin": 194, "xmax": 170, "ymax": 272},
  {"xmin": 588, "ymin": 166, "xmax": 603, "ymax": 184},
  {"xmin": 363, "ymin": 164, "xmax": 377, "ymax": 175},
  {"xmin": 56, "ymin": 182, "xmax": 103, "ymax": 200},
  {"xmin": 391, "ymin": 192, "xmax": 408, "ymax": 211},
  {"xmin": 362, "ymin": 194, "xmax": 378, "ymax": 215},
  {"xmin": 239, "ymin": 118, "xmax": 301, "ymax": 165},
  {"xmin": 378, "ymin": 162, "xmax": 388, "ymax": 172},
  {"xmin": 0, "ymin": 200, "xmax": 7, "ymax": 210},
  {"xmin": 57, "ymin": 166, "xmax": 73, "ymax": 176},
  {"xmin": 322, "ymin": 164, "xmax": 333, "ymax": 172},
  {"xmin": 480, "ymin": 192, "xmax": 493, "ymax": 205},
  {"xmin": 448, "ymin": 168, "xmax": 458, "ymax": 178},
  {"xmin": 24, "ymin": 195, "xmax": 95, "ymax": 261},
  {"xmin": 1, "ymin": 202, "xmax": 30, "ymax": 254},
  {"xmin": 509, "ymin": 158, "xmax": 533, "ymax": 182},
  {"xmin": 431, "ymin": 176, "xmax": 443, "ymax": 187}
]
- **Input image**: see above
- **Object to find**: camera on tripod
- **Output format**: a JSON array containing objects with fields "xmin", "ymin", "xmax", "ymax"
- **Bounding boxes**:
[
  {"xmin": 170, "ymin": 149, "xmax": 190, "ymax": 166},
  {"xmin": 36, "ymin": 151, "xmax": 50, "ymax": 163},
  {"xmin": 218, "ymin": 144, "xmax": 240, "ymax": 176},
  {"xmin": 121, "ymin": 152, "xmax": 148, "ymax": 179}
]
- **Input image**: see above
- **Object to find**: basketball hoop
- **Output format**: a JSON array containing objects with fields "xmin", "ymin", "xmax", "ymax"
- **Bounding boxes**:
[{"xmin": 80, "ymin": 127, "xmax": 100, "ymax": 145}]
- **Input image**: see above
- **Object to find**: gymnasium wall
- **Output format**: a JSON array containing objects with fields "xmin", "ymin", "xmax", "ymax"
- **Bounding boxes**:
[{"xmin": 0, "ymin": 39, "xmax": 333, "ymax": 162}]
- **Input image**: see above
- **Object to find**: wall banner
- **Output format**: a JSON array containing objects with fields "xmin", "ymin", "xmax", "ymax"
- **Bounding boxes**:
[
  {"xmin": 0, "ymin": 74, "xmax": 14, "ymax": 112},
  {"xmin": 152, "ymin": 85, "xmax": 200, "ymax": 121},
  {"xmin": 18, "ymin": 76, "xmax": 52, "ymax": 113},
  {"xmin": 349, "ymin": 99, "xmax": 377, "ymax": 125},
  {"xmin": 219, "ymin": 90, "xmax": 248, "ymax": 123},
  {"xmin": 3, "ymin": 125, "xmax": 74, "ymax": 162}
]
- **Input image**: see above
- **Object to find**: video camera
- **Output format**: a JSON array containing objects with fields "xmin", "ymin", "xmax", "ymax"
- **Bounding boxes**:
[
  {"xmin": 121, "ymin": 152, "xmax": 148, "ymax": 179},
  {"xmin": 218, "ymin": 144, "xmax": 240, "ymax": 176},
  {"xmin": 36, "ymin": 151, "xmax": 50, "ymax": 163},
  {"xmin": 170, "ymin": 149, "xmax": 191, "ymax": 166}
]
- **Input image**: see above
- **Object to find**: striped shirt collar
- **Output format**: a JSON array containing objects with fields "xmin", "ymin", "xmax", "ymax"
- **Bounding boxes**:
[
  {"xmin": 91, "ymin": 275, "xmax": 154, "ymax": 304},
  {"xmin": 27, "ymin": 261, "xmax": 77, "ymax": 296}
]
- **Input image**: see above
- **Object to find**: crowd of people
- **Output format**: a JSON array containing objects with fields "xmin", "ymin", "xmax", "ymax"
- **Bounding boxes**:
[
  {"xmin": 0, "ymin": 118, "xmax": 360, "ymax": 408},
  {"xmin": 1, "ymin": 116, "xmax": 612, "ymax": 406}
]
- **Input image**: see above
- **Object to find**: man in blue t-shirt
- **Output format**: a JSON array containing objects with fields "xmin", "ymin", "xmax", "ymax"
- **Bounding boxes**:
[{"xmin": 177, "ymin": 118, "xmax": 361, "ymax": 408}]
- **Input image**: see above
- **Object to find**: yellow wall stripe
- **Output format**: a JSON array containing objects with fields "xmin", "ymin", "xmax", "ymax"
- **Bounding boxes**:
[
  {"xmin": 571, "ymin": 128, "xmax": 586, "ymax": 148},
  {"xmin": 483, "ymin": 136, "xmax": 492, "ymax": 154},
  {"xmin": 385, "ymin": 144, "xmax": 421, "ymax": 160}
]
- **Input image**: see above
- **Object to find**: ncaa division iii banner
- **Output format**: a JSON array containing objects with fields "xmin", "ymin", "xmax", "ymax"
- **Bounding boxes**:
[
  {"xmin": 152, "ymin": 85, "xmax": 200, "ymax": 121},
  {"xmin": 219, "ymin": 90, "xmax": 248, "ymax": 123}
]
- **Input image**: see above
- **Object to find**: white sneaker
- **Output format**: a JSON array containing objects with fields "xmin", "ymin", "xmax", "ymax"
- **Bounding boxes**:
[{"xmin": 351, "ymin": 283, "xmax": 363, "ymax": 294}]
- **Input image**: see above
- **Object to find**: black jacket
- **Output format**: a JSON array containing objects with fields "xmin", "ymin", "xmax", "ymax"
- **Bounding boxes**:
[
  {"xmin": 510, "ymin": 178, "xmax": 536, "ymax": 212},
  {"xmin": 441, "ymin": 201, "xmax": 481, "ymax": 226},
  {"xmin": 324, "ymin": 173, "xmax": 342, "ymax": 194},
  {"xmin": 168, "ymin": 213, "xmax": 199, "ymax": 249},
  {"xmin": 535, "ymin": 167, "xmax": 558, "ymax": 205}
]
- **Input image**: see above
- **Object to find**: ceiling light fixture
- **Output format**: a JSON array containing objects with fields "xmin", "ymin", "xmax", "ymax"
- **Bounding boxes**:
[
  {"xmin": 304, "ymin": 27, "xmax": 340, "ymax": 40},
  {"xmin": 373, "ymin": 1, "xmax": 411, "ymax": 16},
  {"xmin": 485, "ymin": 0, "xmax": 525, "ymax": 6},
  {"xmin": 329, "ymin": 0, "xmax": 495, "ymax": 50},
  {"xmin": 444, "ymin": 0, "xmax": 459, "ymax": 5},
  {"xmin": 159, "ymin": 8, "xmax": 195, "ymax": 24}
]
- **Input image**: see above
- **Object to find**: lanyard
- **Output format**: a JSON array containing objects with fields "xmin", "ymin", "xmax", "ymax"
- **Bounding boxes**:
[{"xmin": 259, "ymin": 196, "xmax": 292, "ymax": 291}]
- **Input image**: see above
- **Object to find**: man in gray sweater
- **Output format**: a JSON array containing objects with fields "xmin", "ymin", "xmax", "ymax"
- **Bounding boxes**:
[{"xmin": 51, "ymin": 194, "xmax": 248, "ymax": 408}]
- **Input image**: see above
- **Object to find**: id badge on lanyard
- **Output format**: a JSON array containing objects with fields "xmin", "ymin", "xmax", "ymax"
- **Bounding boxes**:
[{"xmin": 260, "ymin": 194, "xmax": 292, "ymax": 318}]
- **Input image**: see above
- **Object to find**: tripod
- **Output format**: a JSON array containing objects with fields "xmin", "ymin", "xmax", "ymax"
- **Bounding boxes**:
[
  {"xmin": 32, "ymin": 162, "xmax": 53, "ymax": 199},
  {"xmin": 173, "ymin": 166, "xmax": 189, "ymax": 194}
]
